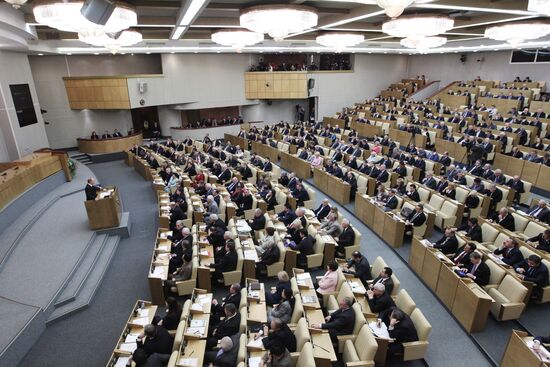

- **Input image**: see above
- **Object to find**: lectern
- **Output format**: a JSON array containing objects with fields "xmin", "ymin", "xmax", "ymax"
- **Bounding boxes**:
[{"xmin": 84, "ymin": 186, "xmax": 121, "ymax": 229}]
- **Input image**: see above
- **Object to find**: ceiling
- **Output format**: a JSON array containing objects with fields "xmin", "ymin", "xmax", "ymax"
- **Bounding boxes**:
[{"xmin": 9, "ymin": 0, "xmax": 550, "ymax": 54}]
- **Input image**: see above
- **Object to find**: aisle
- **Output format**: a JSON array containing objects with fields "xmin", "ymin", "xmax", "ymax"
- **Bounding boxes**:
[{"xmin": 20, "ymin": 161, "xmax": 158, "ymax": 367}]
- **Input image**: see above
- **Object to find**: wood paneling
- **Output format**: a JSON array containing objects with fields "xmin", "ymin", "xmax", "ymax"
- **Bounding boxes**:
[
  {"xmin": 63, "ymin": 77, "xmax": 130, "ymax": 110},
  {"xmin": 77, "ymin": 133, "xmax": 143, "ymax": 154},
  {"xmin": 245, "ymin": 72, "xmax": 308, "ymax": 99}
]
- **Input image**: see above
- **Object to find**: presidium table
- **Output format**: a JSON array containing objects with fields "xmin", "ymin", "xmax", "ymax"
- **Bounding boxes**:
[{"xmin": 84, "ymin": 186, "xmax": 122, "ymax": 230}]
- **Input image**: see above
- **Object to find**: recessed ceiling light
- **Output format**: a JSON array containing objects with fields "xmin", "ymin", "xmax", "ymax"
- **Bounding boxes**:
[
  {"xmin": 38, "ymin": 53, "xmax": 44, "ymax": 56},
  {"xmin": 94, "ymin": 52, "xmax": 99, "ymax": 55},
  {"xmin": 473, "ymin": 50, "xmax": 478, "ymax": 52},
  {"xmin": 171, "ymin": 51, "xmax": 175, "ymax": 54},
  {"xmin": 216, "ymin": 51, "xmax": 221, "ymax": 53},
  {"xmin": 146, "ymin": 52, "xmax": 151, "ymax": 54},
  {"xmin": 131, "ymin": 53, "xmax": 134, "ymax": 56},
  {"xmin": 121, "ymin": 52, "xmax": 126, "ymax": 55}
]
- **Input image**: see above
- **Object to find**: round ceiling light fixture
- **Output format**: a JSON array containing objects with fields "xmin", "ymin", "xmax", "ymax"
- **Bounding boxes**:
[
  {"xmin": 316, "ymin": 33, "xmax": 365, "ymax": 52},
  {"xmin": 484, "ymin": 23, "xmax": 550, "ymax": 46},
  {"xmin": 4, "ymin": 0, "xmax": 27, "ymax": 8},
  {"xmin": 528, "ymin": 0, "xmax": 550, "ymax": 16},
  {"xmin": 376, "ymin": 0, "xmax": 414, "ymax": 18},
  {"xmin": 33, "ymin": 0, "xmax": 137, "ymax": 33},
  {"xmin": 78, "ymin": 28, "xmax": 142, "ymax": 54},
  {"xmin": 382, "ymin": 15, "xmax": 454, "ymax": 38},
  {"xmin": 400, "ymin": 36, "xmax": 447, "ymax": 50},
  {"xmin": 211, "ymin": 29, "xmax": 264, "ymax": 51},
  {"xmin": 240, "ymin": 5, "xmax": 318, "ymax": 41}
]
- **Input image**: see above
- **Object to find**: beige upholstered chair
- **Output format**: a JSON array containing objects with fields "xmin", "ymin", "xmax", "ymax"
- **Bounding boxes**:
[
  {"xmin": 175, "ymin": 258, "xmax": 198, "ymax": 296},
  {"xmin": 511, "ymin": 212, "xmax": 529, "ymax": 232},
  {"xmin": 237, "ymin": 334, "xmax": 247, "ymax": 365},
  {"xmin": 289, "ymin": 295, "xmax": 304, "ymax": 327},
  {"xmin": 167, "ymin": 351, "xmax": 179, "ymax": 367},
  {"xmin": 336, "ymin": 303, "xmax": 367, "ymax": 353},
  {"xmin": 223, "ymin": 249, "xmax": 243, "ymax": 286},
  {"xmin": 307, "ymin": 234, "xmax": 325, "ymax": 269},
  {"xmin": 172, "ymin": 320, "xmax": 186, "ymax": 352},
  {"xmin": 290, "ymin": 318, "xmax": 309, "ymax": 363},
  {"xmin": 295, "ymin": 342, "xmax": 315, "ymax": 367},
  {"xmin": 478, "ymin": 222, "xmax": 499, "ymax": 246},
  {"xmin": 343, "ymin": 226, "xmax": 362, "ymax": 259},
  {"xmin": 435, "ymin": 201, "xmax": 458, "ymax": 229},
  {"xmin": 403, "ymin": 308, "xmax": 432, "ymax": 361},
  {"xmin": 424, "ymin": 194, "xmax": 445, "ymax": 213},
  {"xmin": 370, "ymin": 256, "xmax": 388, "ymax": 279},
  {"xmin": 483, "ymin": 259, "xmax": 507, "ymax": 291},
  {"xmin": 394, "ymin": 289, "xmax": 416, "ymax": 315},
  {"xmin": 326, "ymin": 281, "xmax": 354, "ymax": 313},
  {"xmin": 519, "ymin": 221, "xmax": 546, "ymax": 240},
  {"xmin": 266, "ymin": 242, "xmax": 286, "ymax": 277},
  {"xmin": 303, "ymin": 186, "xmax": 316, "ymax": 209},
  {"xmin": 342, "ymin": 324, "xmax": 378, "ymax": 367},
  {"xmin": 488, "ymin": 275, "xmax": 528, "ymax": 320},
  {"xmin": 320, "ymin": 268, "xmax": 346, "ymax": 307}
]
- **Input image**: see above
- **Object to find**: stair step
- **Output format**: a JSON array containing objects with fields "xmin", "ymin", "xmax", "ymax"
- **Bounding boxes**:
[
  {"xmin": 54, "ymin": 234, "xmax": 108, "ymax": 308},
  {"xmin": 46, "ymin": 236, "xmax": 120, "ymax": 325}
]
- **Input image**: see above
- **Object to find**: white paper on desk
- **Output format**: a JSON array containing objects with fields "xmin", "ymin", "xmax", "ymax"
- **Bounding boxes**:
[
  {"xmin": 125, "ymin": 333, "xmax": 140, "ymax": 343},
  {"xmin": 249, "ymin": 290, "xmax": 260, "ymax": 298},
  {"xmin": 420, "ymin": 239, "xmax": 431, "ymax": 247},
  {"xmin": 156, "ymin": 253, "xmax": 170, "ymax": 260},
  {"xmin": 349, "ymin": 282, "xmax": 363, "ymax": 291},
  {"xmin": 178, "ymin": 357, "xmax": 198, "ymax": 367},
  {"xmin": 248, "ymin": 356, "xmax": 262, "ymax": 367},
  {"xmin": 191, "ymin": 303, "xmax": 203, "ymax": 311},
  {"xmin": 296, "ymin": 273, "xmax": 311, "ymax": 280},
  {"xmin": 186, "ymin": 327, "xmax": 205, "ymax": 335},
  {"xmin": 114, "ymin": 356, "xmax": 130, "ymax": 367},
  {"xmin": 138, "ymin": 309, "xmax": 149, "ymax": 318},
  {"xmin": 119, "ymin": 342, "xmax": 138, "ymax": 353},
  {"xmin": 157, "ymin": 245, "xmax": 170, "ymax": 252},
  {"xmin": 161, "ymin": 206, "xmax": 170, "ymax": 210},
  {"xmin": 160, "ymin": 233, "xmax": 166, "ymax": 239},
  {"xmin": 190, "ymin": 319, "xmax": 206, "ymax": 327},
  {"xmin": 131, "ymin": 316, "xmax": 149, "ymax": 326},
  {"xmin": 527, "ymin": 341, "xmax": 550, "ymax": 361},
  {"xmin": 368, "ymin": 321, "xmax": 390, "ymax": 339},
  {"xmin": 151, "ymin": 267, "xmax": 165, "ymax": 278},
  {"xmin": 244, "ymin": 250, "xmax": 257, "ymax": 259},
  {"xmin": 296, "ymin": 280, "xmax": 306, "ymax": 286},
  {"xmin": 247, "ymin": 338, "xmax": 264, "ymax": 348}
]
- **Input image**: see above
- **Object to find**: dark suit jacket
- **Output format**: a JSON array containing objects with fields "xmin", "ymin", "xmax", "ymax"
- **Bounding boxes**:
[
  {"xmin": 85, "ymin": 184, "xmax": 99, "ymax": 201},
  {"xmin": 385, "ymin": 196, "xmax": 399, "ymax": 210},
  {"xmin": 218, "ymin": 169, "xmax": 232, "ymax": 183},
  {"xmin": 137, "ymin": 326, "xmax": 173, "ymax": 357},
  {"xmin": 528, "ymin": 206, "xmax": 550, "ymax": 223},
  {"xmin": 262, "ymin": 324, "xmax": 297, "ymax": 352},
  {"xmin": 494, "ymin": 247, "xmax": 523, "ymax": 266},
  {"xmin": 322, "ymin": 307, "xmax": 355, "ymax": 336},
  {"xmin": 367, "ymin": 292, "xmax": 395, "ymax": 313},
  {"xmin": 465, "ymin": 225, "xmax": 482, "ymax": 242},
  {"xmin": 407, "ymin": 211, "xmax": 426, "ymax": 227},
  {"xmin": 386, "ymin": 312, "xmax": 418, "ymax": 343},
  {"xmin": 250, "ymin": 215, "xmax": 266, "ymax": 231},
  {"xmin": 314, "ymin": 204, "xmax": 331, "ymax": 220},
  {"xmin": 498, "ymin": 214, "xmax": 515, "ymax": 231},
  {"xmin": 214, "ymin": 313, "xmax": 241, "ymax": 339},
  {"xmin": 214, "ymin": 333, "xmax": 240, "ymax": 367},
  {"xmin": 347, "ymin": 256, "xmax": 371, "ymax": 282},
  {"xmin": 212, "ymin": 250, "xmax": 238, "ymax": 273},
  {"xmin": 434, "ymin": 235, "xmax": 458, "ymax": 255},
  {"xmin": 338, "ymin": 226, "xmax": 355, "ymax": 247},
  {"xmin": 467, "ymin": 261, "xmax": 491, "ymax": 286},
  {"xmin": 516, "ymin": 261, "xmax": 549, "ymax": 287}
]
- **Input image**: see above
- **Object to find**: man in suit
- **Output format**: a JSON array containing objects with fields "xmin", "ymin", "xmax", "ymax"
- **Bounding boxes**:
[
  {"xmin": 458, "ymin": 218, "xmax": 482, "ymax": 242},
  {"xmin": 467, "ymin": 159, "xmax": 484, "ymax": 176},
  {"xmin": 366, "ymin": 283, "xmax": 395, "ymax": 314},
  {"xmin": 261, "ymin": 318, "xmax": 297, "ymax": 352},
  {"xmin": 405, "ymin": 204, "xmax": 427, "ymax": 235},
  {"xmin": 292, "ymin": 183, "xmax": 310, "ymax": 207},
  {"xmin": 262, "ymin": 158, "xmax": 273, "ymax": 172},
  {"xmin": 492, "ymin": 169, "xmax": 506, "ymax": 185},
  {"xmin": 344, "ymin": 251, "xmax": 372, "ymax": 285},
  {"xmin": 314, "ymin": 199, "xmax": 331, "ymax": 221},
  {"xmin": 375, "ymin": 165, "xmax": 390, "ymax": 185},
  {"xmin": 336, "ymin": 219, "xmax": 355, "ymax": 257},
  {"xmin": 210, "ymin": 283, "xmax": 241, "ymax": 325},
  {"xmin": 383, "ymin": 308, "xmax": 419, "ymax": 356},
  {"xmin": 207, "ymin": 303, "xmax": 241, "ymax": 348},
  {"xmin": 370, "ymin": 267, "xmax": 394, "ymax": 295},
  {"xmin": 453, "ymin": 242, "xmax": 477, "ymax": 267},
  {"xmin": 236, "ymin": 189, "xmax": 253, "ymax": 216},
  {"xmin": 311, "ymin": 297, "xmax": 356, "ymax": 343},
  {"xmin": 495, "ymin": 207, "xmax": 515, "ymax": 231},
  {"xmin": 277, "ymin": 204, "xmax": 296, "ymax": 226},
  {"xmin": 432, "ymin": 227, "xmax": 459, "ymax": 255},
  {"xmin": 209, "ymin": 241, "xmax": 238, "ymax": 283},
  {"xmin": 136, "ymin": 324, "xmax": 173, "ymax": 359},
  {"xmin": 486, "ymin": 183, "xmax": 503, "ymax": 215},
  {"xmin": 515, "ymin": 255, "xmax": 549, "ymax": 301},
  {"xmin": 85, "ymin": 178, "xmax": 101, "ymax": 200},
  {"xmin": 169, "ymin": 202, "xmax": 186, "ymax": 231},
  {"xmin": 494, "ymin": 238, "xmax": 524, "ymax": 266},
  {"xmin": 460, "ymin": 252, "xmax": 491, "ymax": 286},
  {"xmin": 218, "ymin": 165, "xmax": 232, "ymax": 183},
  {"xmin": 204, "ymin": 335, "xmax": 239, "ymax": 367},
  {"xmin": 421, "ymin": 172, "xmax": 437, "ymax": 189},
  {"xmin": 384, "ymin": 189, "xmax": 399, "ymax": 212},
  {"xmin": 527, "ymin": 200, "xmax": 550, "ymax": 223},
  {"xmin": 249, "ymin": 208, "xmax": 266, "ymax": 233},
  {"xmin": 506, "ymin": 175, "xmax": 525, "ymax": 205}
]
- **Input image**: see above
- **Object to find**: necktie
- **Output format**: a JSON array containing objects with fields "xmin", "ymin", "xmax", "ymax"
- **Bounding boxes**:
[
  {"xmin": 471, "ymin": 264, "xmax": 478, "ymax": 275},
  {"xmin": 531, "ymin": 207, "xmax": 542, "ymax": 217},
  {"xmin": 455, "ymin": 251, "xmax": 466, "ymax": 264}
]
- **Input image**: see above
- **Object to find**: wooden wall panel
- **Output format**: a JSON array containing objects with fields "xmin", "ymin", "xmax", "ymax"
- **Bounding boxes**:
[
  {"xmin": 63, "ymin": 76, "xmax": 131, "ymax": 110},
  {"xmin": 245, "ymin": 72, "xmax": 308, "ymax": 99}
]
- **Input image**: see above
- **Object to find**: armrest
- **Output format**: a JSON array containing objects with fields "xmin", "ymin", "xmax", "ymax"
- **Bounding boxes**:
[
  {"xmin": 337, "ymin": 334, "xmax": 357, "ymax": 353},
  {"xmin": 346, "ymin": 361, "xmax": 375, "ymax": 367}
]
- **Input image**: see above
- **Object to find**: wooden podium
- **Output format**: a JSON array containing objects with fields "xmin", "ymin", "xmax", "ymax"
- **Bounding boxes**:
[{"xmin": 84, "ymin": 186, "xmax": 121, "ymax": 229}]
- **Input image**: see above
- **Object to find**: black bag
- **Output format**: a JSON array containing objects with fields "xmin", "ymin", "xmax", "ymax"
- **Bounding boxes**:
[{"xmin": 400, "ymin": 206, "xmax": 413, "ymax": 218}]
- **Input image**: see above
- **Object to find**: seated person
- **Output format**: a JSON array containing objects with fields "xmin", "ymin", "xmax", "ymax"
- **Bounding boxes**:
[
  {"xmin": 318, "ymin": 213, "xmax": 342, "ymax": 237},
  {"xmin": 257, "ymin": 240, "xmax": 280, "ymax": 274},
  {"xmin": 256, "ymin": 227, "xmax": 276, "ymax": 257},
  {"xmin": 316, "ymin": 261, "xmax": 339, "ymax": 296},
  {"xmin": 310, "ymin": 297, "xmax": 355, "ymax": 343},
  {"xmin": 249, "ymin": 208, "xmax": 266, "ymax": 233},
  {"xmin": 431, "ymin": 227, "xmax": 459, "ymax": 255},
  {"xmin": 260, "ymin": 342, "xmax": 291, "ymax": 367},
  {"xmin": 370, "ymin": 266, "xmax": 394, "ymax": 295},
  {"xmin": 136, "ymin": 324, "xmax": 173, "ymax": 360},
  {"xmin": 344, "ymin": 251, "xmax": 372, "ymax": 285},
  {"xmin": 404, "ymin": 204, "xmax": 427, "ymax": 236},
  {"xmin": 267, "ymin": 289, "xmax": 294, "ymax": 324},
  {"xmin": 204, "ymin": 335, "xmax": 239, "ymax": 367},
  {"xmin": 277, "ymin": 203, "xmax": 296, "ymax": 226},
  {"xmin": 527, "ymin": 229, "xmax": 550, "ymax": 253},
  {"xmin": 493, "ymin": 237, "xmax": 523, "ymax": 266},
  {"xmin": 335, "ymin": 219, "xmax": 355, "ymax": 257},
  {"xmin": 493, "ymin": 207, "xmax": 515, "ymax": 231},
  {"xmin": 207, "ymin": 303, "xmax": 241, "ymax": 349},
  {"xmin": 366, "ymin": 283, "xmax": 395, "ymax": 314},
  {"xmin": 526, "ymin": 199, "xmax": 550, "ymax": 223},
  {"xmin": 210, "ymin": 241, "xmax": 238, "ymax": 284},
  {"xmin": 459, "ymin": 252, "xmax": 490, "ymax": 286},
  {"xmin": 211, "ymin": 283, "xmax": 241, "ymax": 325},
  {"xmin": 261, "ymin": 318, "xmax": 297, "ymax": 353},
  {"xmin": 266, "ymin": 271, "xmax": 291, "ymax": 306},
  {"xmin": 153, "ymin": 296, "xmax": 181, "ymax": 331},
  {"xmin": 164, "ymin": 253, "xmax": 193, "ymax": 297},
  {"xmin": 515, "ymin": 255, "xmax": 549, "ymax": 301},
  {"xmin": 380, "ymin": 307, "xmax": 419, "ymax": 356},
  {"xmin": 289, "ymin": 229, "xmax": 315, "ymax": 268},
  {"xmin": 314, "ymin": 199, "xmax": 331, "ymax": 220}
]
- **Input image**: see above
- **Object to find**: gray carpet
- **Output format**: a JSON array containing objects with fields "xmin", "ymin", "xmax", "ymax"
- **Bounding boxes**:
[{"xmin": 19, "ymin": 161, "xmax": 158, "ymax": 367}]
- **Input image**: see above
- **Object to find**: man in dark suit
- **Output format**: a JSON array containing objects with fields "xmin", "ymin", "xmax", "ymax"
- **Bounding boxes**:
[
  {"xmin": 527, "ymin": 200, "xmax": 550, "ymax": 223},
  {"xmin": 210, "ymin": 241, "xmax": 238, "ymax": 283},
  {"xmin": 460, "ymin": 252, "xmax": 490, "ymax": 286},
  {"xmin": 345, "ymin": 251, "xmax": 372, "ymax": 285},
  {"xmin": 486, "ymin": 183, "xmax": 503, "ymax": 215},
  {"xmin": 207, "ymin": 303, "xmax": 241, "ymax": 348},
  {"xmin": 458, "ymin": 218, "xmax": 482, "ymax": 242},
  {"xmin": 370, "ymin": 267, "xmax": 394, "ymax": 295},
  {"xmin": 384, "ymin": 189, "xmax": 399, "ymax": 212},
  {"xmin": 366, "ymin": 283, "xmax": 395, "ymax": 314},
  {"xmin": 506, "ymin": 175, "xmax": 525, "ymax": 205},
  {"xmin": 236, "ymin": 190, "xmax": 253, "ymax": 216},
  {"xmin": 261, "ymin": 318, "xmax": 297, "ymax": 352},
  {"xmin": 210, "ymin": 283, "xmax": 241, "ymax": 325},
  {"xmin": 432, "ymin": 227, "xmax": 459, "ymax": 255},
  {"xmin": 453, "ymin": 243, "xmax": 476, "ymax": 267},
  {"xmin": 313, "ymin": 199, "xmax": 331, "ymax": 220},
  {"xmin": 218, "ymin": 166, "xmax": 232, "ymax": 183},
  {"xmin": 496, "ymin": 207, "xmax": 515, "ymax": 231},
  {"xmin": 515, "ymin": 255, "xmax": 549, "ymax": 301},
  {"xmin": 494, "ymin": 238, "xmax": 524, "ymax": 266},
  {"xmin": 169, "ymin": 202, "xmax": 186, "ymax": 231},
  {"xmin": 205, "ymin": 334, "xmax": 239, "ymax": 367},
  {"xmin": 382, "ymin": 308, "xmax": 419, "ymax": 356},
  {"xmin": 249, "ymin": 208, "xmax": 266, "ymax": 232},
  {"xmin": 292, "ymin": 183, "xmax": 310, "ymax": 207},
  {"xmin": 136, "ymin": 324, "xmax": 173, "ymax": 359},
  {"xmin": 85, "ymin": 178, "xmax": 101, "ymax": 200},
  {"xmin": 467, "ymin": 160, "xmax": 483, "ymax": 176},
  {"xmin": 421, "ymin": 172, "xmax": 437, "ymax": 189},
  {"xmin": 311, "ymin": 297, "xmax": 356, "ymax": 343},
  {"xmin": 336, "ymin": 219, "xmax": 355, "ymax": 257},
  {"xmin": 262, "ymin": 158, "xmax": 273, "ymax": 172},
  {"xmin": 405, "ymin": 204, "xmax": 427, "ymax": 235}
]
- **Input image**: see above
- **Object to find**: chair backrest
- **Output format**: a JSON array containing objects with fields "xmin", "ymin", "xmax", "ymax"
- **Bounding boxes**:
[
  {"xmin": 418, "ymin": 187, "xmax": 431, "ymax": 203},
  {"xmin": 290, "ymin": 278, "xmax": 299, "ymax": 296},
  {"xmin": 390, "ymin": 274, "xmax": 401, "ymax": 296},
  {"xmin": 277, "ymin": 242, "xmax": 286, "ymax": 263},
  {"xmin": 428, "ymin": 195, "xmax": 445, "ymax": 211},
  {"xmin": 485, "ymin": 259, "xmax": 506, "ymax": 287},
  {"xmin": 493, "ymin": 233, "xmax": 508, "ymax": 249},
  {"xmin": 239, "ymin": 307, "xmax": 247, "ymax": 333},
  {"xmin": 294, "ymin": 318, "xmax": 309, "ymax": 352},
  {"xmin": 352, "ymin": 226, "xmax": 361, "ymax": 247},
  {"xmin": 353, "ymin": 324, "xmax": 378, "ymax": 362},
  {"xmin": 337, "ymin": 282, "xmax": 354, "ymax": 304},
  {"xmin": 519, "ymin": 245, "xmax": 537, "ymax": 259},
  {"xmin": 239, "ymin": 289, "xmax": 247, "ymax": 310},
  {"xmin": 352, "ymin": 303, "xmax": 366, "ymax": 335},
  {"xmin": 481, "ymin": 223, "xmax": 499, "ymax": 243},
  {"xmin": 395, "ymin": 289, "xmax": 416, "ymax": 315},
  {"xmin": 511, "ymin": 213, "xmax": 528, "ymax": 232},
  {"xmin": 296, "ymin": 342, "xmax": 315, "ymax": 367},
  {"xmin": 455, "ymin": 187, "xmax": 469, "ymax": 203},
  {"xmin": 371, "ymin": 256, "xmax": 388, "ymax": 278},
  {"xmin": 410, "ymin": 308, "xmax": 432, "ymax": 342},
  {"xmin": 498, "ymin": 275, "xmax": 528, "ymax": 302},
  {"xmin": 523, "ymin": 221, "xmax": 546, "ymax": 238},
  {"xmin": 237, "ymin": 334, "xmax": 247, "ymax": 364},
  {"xmin": 313, "ymin": 234, "xmax": 325, "ymax": 255},
  {"xmin": 235, "ymin": 249, "xmax": 244, "ymax": 272},
  {"xmin": 173, "ymin": 320, "xmax": 186, "ymax": 352},
  {"xmin": 290, "ymin": 295, "xmax": 304, "ymax": 324},
  {"xmin": 440, "ymin": 201, "xmax": 458, "ymax": 216},
  {"xmin": 190, "ymin": 258, "xmax": 198, "ymax": 280}
]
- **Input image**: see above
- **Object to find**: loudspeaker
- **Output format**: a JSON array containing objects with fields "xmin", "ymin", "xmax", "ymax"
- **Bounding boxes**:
[
  {"xmin": 81, "ymin": 0, "xmax": 115, "ymax": 26},
  {"xmin": 308, "ymin": 78, "xmax": 315, "ymax": 89}
]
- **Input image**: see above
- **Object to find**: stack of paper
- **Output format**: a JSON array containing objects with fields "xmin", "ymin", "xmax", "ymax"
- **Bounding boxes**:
[
  {"xmin": 296, "ymin": 273, "xmax": 310, "ymax": 280},
  {"xmin": 114, "ymin": 356, "xmax": 130, "ymax": 367},
  {"xmin": 244, "ymin": 250, "xmax": 257, "ymax": 259},
  {"xmin": 185, "ymin": 327, "xmax": 205, "ymax": 335},
  {"xmin": 131, "ymin": 316, "xmax": 149, "ymax": 326},
  {"xmin": 247, "ymin": 338, "xmax": 264, "ymax": 349},
  {"xmin": 190, "ymin": 319, "xmax": 206, "ymax": 327},
  {"xmin": 177, "ymin": 357, "xmax": 198, "ymax": 367},
  {"xmin": 248, "ymin": 356, "xmax": 262, "ymax": 367},
  {"xmin": 151, "ymin": 267, "xmax": 165, "ymax": 278},
  {"xmin": 191, "ymin": 303, "xmax": 203, "ymax": 311},
  {"xmin": 124, "ymin": 333, "xmax": 140, "ymax": 343},
  {"xmin": 118, "ymin": 342, "xmax": 137, "ymax": 353}
]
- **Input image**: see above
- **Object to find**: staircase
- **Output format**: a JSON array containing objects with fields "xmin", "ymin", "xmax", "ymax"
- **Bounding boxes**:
[
  {"xmin": 46, "ymin": 234, "xmax": 120, "ymax": 325},
  {"xmin": 71, "ymin": 153, "xmax": 92, "ymax": 165}
]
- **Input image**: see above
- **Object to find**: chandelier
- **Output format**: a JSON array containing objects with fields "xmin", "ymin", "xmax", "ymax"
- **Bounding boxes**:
[
  {"xmin": 528, "ymin": 0, "xmax": 550, "ymax": 16},
  {"xmin": 33, "ymin": 0, "xmax": 137, "ymax": 33},
  {"xmin": 401, "ymin": 36, "xmax": 446, "ymax": 50},
  {"xmin": 316, "ymin": 33, "xmax": 365, "ymax": 51},
  {"xmin": 78, "ymin": 28, "xmax": 142, "ymax": 54},
  {"xmin": 484, "ymin": 23, "xmax": 550, "ymax": 45},
  {"xmin": 376, "ymin": 0, "xmax": 414, "ymax": 18},
  {"xmin": 382, "ymin": 15, "xmax": 454, "ymax": 38},
  {"xmin": 4, "ymin": 0, "xmax": 27, "ymax": 8},
  {"xmin": 240, "ymin": 5, "xmax": 318, "ymax": 41},
  {"xmin": 211, "ymin": 30, "xmax": 264, "ymax": 51}
]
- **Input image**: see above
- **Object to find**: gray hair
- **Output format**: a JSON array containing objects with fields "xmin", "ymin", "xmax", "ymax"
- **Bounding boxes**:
[{"xmin": 220, "ymin": 336, "xmax": 233, "ymax": 351}]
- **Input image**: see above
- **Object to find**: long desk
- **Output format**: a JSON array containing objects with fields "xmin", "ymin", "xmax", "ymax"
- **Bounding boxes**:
[
  {"xmin": 77, "ymin": 133, "xmax": 143, "ymax": 154},
  {"xmin": 409, "ymin": 237, "xmax": 494, "ymax": 333},
  {"xmin": 279, "ymin": 152, "xmax": 312, "ymax": 179},
  {"xmin": 389, "ymin": 128, "xmax": 427, "ymax": 148},
  {"xmin": 494, "ymin": 153, "xmax": 550, "ymax": 191},
  {"xmin": 250, "ymin": 141, "xmax": 279, "ymax": 162},
  {"xmin": 224, "ymin": 133, "xmax": 248, "ymax": 150},
  {"xmin": 313, "ymin": 168, "xmax": 351, "ymax": 205},
  {"xmin": 322, "ymin": 116, "xmax": 346, "ymax": 129},
  {"xmin": 350, "ymin": 120, "xmax": 382, "ymax": 138},
  {"xmin": 501, "ymin": 330, "xmax": 550, "ymax": 367}
]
